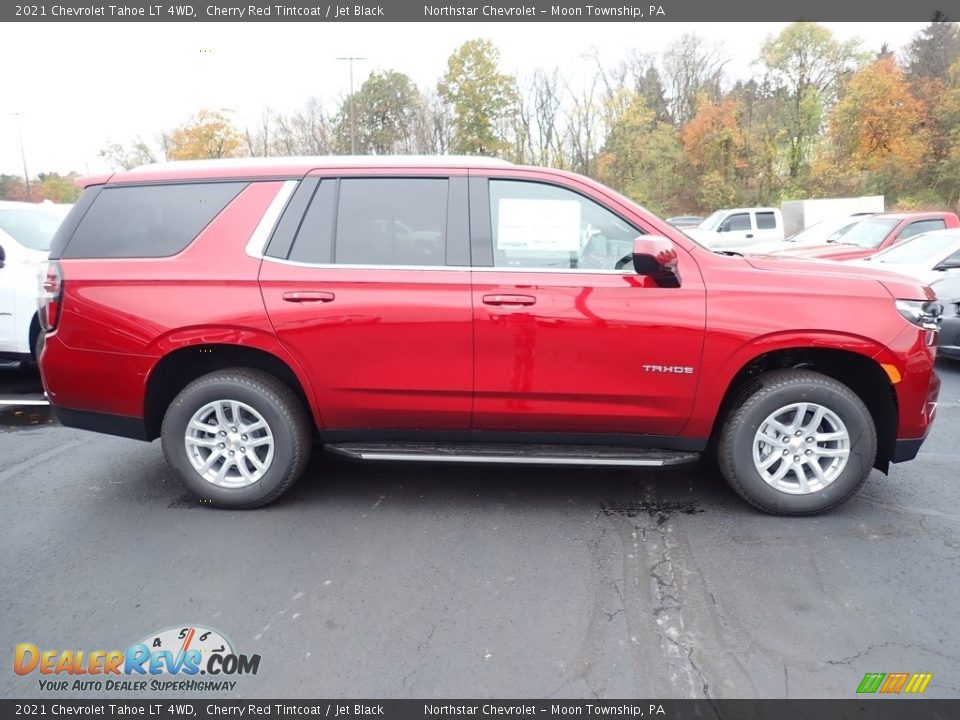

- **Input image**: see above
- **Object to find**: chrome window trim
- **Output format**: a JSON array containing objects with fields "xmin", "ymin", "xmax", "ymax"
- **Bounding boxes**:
[
  {"xmin": 258, "ymin": 255, "xmax": 634, "ymax": 275},
  {"xmin": 245, "ymin": 180, "xmax": 298, "ymax": 259}
]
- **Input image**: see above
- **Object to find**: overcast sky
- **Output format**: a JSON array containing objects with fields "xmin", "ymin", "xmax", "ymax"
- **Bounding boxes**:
[{"xmin": 0, "ymin": 21, "xmax": 929, "ymax": 177}]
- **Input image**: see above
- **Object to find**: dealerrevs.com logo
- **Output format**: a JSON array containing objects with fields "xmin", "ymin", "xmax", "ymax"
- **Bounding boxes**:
[{"xmin": 14, "ymin": 625, "xmax": 261, "ymax": 692}]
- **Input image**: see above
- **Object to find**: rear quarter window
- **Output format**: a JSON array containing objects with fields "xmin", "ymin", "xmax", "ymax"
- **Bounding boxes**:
[
  {"xmin": 756, "ymin": 212, "xmax": 777, "ymax": 229},
  {"xmin": 60, "ymin": 182, "xmax": 247, "ymax": 259}
]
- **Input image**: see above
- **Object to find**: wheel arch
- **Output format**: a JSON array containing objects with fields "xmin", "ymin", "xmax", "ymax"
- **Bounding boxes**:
[
  {"xmin": 143, "ymin": 343, "xmax": 319, "ymax": 441},
  {"xmin": 707, "ymin": 346, "xmax": 898, "ymax": 473}
]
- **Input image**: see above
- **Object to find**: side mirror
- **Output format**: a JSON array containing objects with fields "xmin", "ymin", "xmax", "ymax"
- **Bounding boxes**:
[
  {"xmin": 632, "ymin": 236, "xmax": 681, "ymax": 288},
  {"xmin": 0, "ymin": 243, "xmax": 5, "ymax": 270},
  {"xmin": 934, "ymin": 259, "xmax": 960, "ymax": 271}
]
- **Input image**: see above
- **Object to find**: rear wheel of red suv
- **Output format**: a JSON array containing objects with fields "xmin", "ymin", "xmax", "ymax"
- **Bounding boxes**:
[
  {"xmin": 717, "ymin": 369, "xmax": 876, "ymax": 515},
  {"xmin": 161, "ymin": 369, "xmax": 312, "ymax": 509}
]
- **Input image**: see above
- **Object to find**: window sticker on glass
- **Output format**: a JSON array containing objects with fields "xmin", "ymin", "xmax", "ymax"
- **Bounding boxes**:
[{"xmin": 497, "ymin": 199, "xmax": 581, "ymax": 252}]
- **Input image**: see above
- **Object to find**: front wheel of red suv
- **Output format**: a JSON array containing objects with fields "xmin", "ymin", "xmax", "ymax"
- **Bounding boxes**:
[
  {"xmin": 161, "ymin": 369, "xmax": 312, "ymax": 509},
  {"xmin": 717, "ymin": 369, "xmax": 877, "ymax": 516}
]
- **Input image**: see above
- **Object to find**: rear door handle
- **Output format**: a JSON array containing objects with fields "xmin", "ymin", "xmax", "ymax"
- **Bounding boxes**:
[
  {"xmin": 282, "ymin": 291, "xmax": 335, "ymax": 303},
  {"xmin": 482, "ymin": 294, "xmax": 536, "ymax": 307}
]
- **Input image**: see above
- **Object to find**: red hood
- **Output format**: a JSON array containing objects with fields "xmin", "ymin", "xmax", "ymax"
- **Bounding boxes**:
[{"xmin": 766, "ymin": 243, "xmax": 874, "ymax": 261}]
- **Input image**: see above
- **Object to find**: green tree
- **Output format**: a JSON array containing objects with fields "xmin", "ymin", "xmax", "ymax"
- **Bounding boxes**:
[
  {"xmin": 335, "ymin": 70, "xmax": 426, "ymax": 154},
  {"xmin": 759, "ymin": 22, "xmax": 865, "ymax": 183},
  {"xmin": 906, "ymin": 15, "xmax": 960, "ymax": 80},
  {"xmin": 596, "ymin": 90, "xmax": 683, "ymax": 215},
  {"xmin": 437, "ymin": 39, "xmax": 517, "ymax": 156},
  {"xmin": 638, "ymin": 66, "xmax": 671, "ymax": 124}
]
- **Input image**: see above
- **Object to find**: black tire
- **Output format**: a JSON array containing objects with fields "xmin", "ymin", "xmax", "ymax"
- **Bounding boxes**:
[
  {"xmin": 717, "ymin": 369, "xmax": 876, "ymax": 516},
  {"xmin": 24, "ymin": 316, "xmax": 41, "ymax": 368},
  {"xmin": 161, "ymin": 368, "xmax": 312, "ymax": 509}
]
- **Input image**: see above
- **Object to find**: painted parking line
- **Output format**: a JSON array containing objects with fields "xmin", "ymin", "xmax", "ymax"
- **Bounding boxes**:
[{"xmin": 0, "ymin": 399, "xmax": 50, "ymax": 406}]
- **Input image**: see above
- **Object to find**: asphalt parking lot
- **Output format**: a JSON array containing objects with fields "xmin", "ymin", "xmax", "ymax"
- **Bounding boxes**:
[{"xmin": 1, "ymin": 360, "xmax": 958, "ymax": 700}]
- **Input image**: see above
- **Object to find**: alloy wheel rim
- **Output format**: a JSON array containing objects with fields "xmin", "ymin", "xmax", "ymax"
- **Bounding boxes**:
[
  {"xmin": 184, "ymin": 400, "xmax": 274, "ymax": 488},
  {"xmin": 752, "ymin": 402, "xmax": 850, "ymax": 495}
]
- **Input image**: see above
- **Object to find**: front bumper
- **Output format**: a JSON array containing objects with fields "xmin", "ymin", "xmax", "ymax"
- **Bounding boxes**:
[{"xmin": 891, "ymin": 436, "xmax": 927, "ymax": 463}]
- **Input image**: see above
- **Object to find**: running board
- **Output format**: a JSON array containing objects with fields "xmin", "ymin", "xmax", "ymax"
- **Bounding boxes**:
[{"xmin": 325, "ymin": 442, "xmax": 700, "ymax": 467}]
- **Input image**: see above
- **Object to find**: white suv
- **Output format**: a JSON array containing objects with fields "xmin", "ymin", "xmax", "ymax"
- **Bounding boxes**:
[{"xmin": 0, "ymin": 201, "xmax": 67, "ymax": 364}]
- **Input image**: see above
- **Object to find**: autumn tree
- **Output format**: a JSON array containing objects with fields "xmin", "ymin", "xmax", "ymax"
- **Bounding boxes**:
[
  {"xmin": 0, "ymin": 175, "xmax": 32, "ymax": 201},
  {"xmin": 36, "ymin": 173, "xmax": 81, "ymax": 203},
  {"xmin": 166, "ymin": 110, "xmax": 244, "ymax": 160},
  {"xmin": 826, "ymin": 56, "xmax": 928, "ymax": 200},
  {"xmin": 759, "ymin": 23, "xmax": 865, "ymax": 183},
  {"xmin": 438, "ymin": 39, "xmax": 518, "ymax": 156},
  {"xmin": 682, "ymin": 97, "xmax": 747, "ymax": 210}
]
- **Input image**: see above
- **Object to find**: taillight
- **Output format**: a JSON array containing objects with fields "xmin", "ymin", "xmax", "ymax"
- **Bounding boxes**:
[{"xmin": 38, "ymin": 261, "xmax": 63, "ymax": 332}]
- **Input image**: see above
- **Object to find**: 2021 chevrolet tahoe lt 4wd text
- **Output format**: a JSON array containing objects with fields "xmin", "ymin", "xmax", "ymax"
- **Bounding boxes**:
[{"xmin": 38, "ymin": 157, "xmax": 942, "ymax": 515}]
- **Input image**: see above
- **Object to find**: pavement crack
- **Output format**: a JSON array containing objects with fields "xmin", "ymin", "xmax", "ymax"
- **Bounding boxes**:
[{"xmin": 825, "ymin": 641, "xmax": 960, "ymax": 666}]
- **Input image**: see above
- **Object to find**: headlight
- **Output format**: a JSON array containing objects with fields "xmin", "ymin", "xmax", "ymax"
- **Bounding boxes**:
[{"xmin": 896, "ymin": 299, "xmax": 942, "ymax": 330}]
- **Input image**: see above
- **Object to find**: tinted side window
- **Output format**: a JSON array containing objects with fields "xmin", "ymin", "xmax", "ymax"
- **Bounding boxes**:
[
  {"xmin": 335, "ymin": 178, "xmax": 447, "ymax": 266},
  {"xmin": 489, "ymin": 180, "xmax": 640, "ymax": 270},
  {"xmin": 756, "ymin": 212, "xmax": 777, "ymax": 229},
  {"xmin": 288, "ymin": 180, "xmax": 336, "ymax": 264},
  {"xmin": 898, "ymin": 219, "xmax": 946, "ymax": 240},
  {"xmin": 63, "ymin": 182, "xmax": 247, "ymax": 259},
  {"xmin": 720, "ymin": 213, "xmax": 751, "ymax": 232}
]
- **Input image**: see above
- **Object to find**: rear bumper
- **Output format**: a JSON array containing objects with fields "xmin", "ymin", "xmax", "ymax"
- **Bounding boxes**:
[
  {"xmin": 52, "ymin": 406, "xmax": 149, "ymax": 441},
  {"xmin": 39, "ymin": 331, "xmax": 148, "ymax": 419}
]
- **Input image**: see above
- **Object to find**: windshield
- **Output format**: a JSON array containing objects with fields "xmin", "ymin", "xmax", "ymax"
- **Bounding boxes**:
[
  {"xmin": 786, "ymin": 218, "xmax": 859, "ymax": 243},
  {"xmin": 829, "ymin": 218, "xmax": 899, "ymax": 249},
  {"xmin": 698, "ymin": 211, "xmax": 725, "ymax": 231},
  {"xmin": 0, "ymin": 207, "xmax": 63, "ymax": 251},
  {"xmin": 871, "ymin": 232, "xmax": 960, "ymax": 265}
]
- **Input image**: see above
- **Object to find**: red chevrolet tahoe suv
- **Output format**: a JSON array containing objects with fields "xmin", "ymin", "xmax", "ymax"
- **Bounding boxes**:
[{"xmin": 38, "ymin": 157, "xmax": 942, "ymax": 515}]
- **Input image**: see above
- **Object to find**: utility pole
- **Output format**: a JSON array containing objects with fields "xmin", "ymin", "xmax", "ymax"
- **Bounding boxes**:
[
  {"xmin": 10, "ymin": 113, "xmax": 30, "ymax": 196},
  {"xmin": 336, "ymin": 56, "xmax": 366, "ymax": 154}
]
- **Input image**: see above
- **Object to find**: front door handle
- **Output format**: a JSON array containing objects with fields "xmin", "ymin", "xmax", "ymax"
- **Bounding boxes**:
[
  {"xmin": 282, "ymin": 291, "xmax": 335, "ymax": 303},
  {"xmin": 482, "ymin": 294, "xmax": 536, "ymax": 307},
  {"xmin": 745, "ymin": 233, "xmax": 754, "ymax": 239}
]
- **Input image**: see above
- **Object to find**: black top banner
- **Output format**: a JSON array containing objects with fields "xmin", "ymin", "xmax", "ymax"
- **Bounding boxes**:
[
  {"xmin": 3, "ymin": 700, "xmax": 960, "ymax": 720},
  {"xmin": 2, "ymin": 0, "xmax": 957, "ymax": 22}
]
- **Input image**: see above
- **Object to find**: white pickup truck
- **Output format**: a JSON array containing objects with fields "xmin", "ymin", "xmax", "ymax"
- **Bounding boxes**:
[{"xmin": 688, "ymin": 207, "xmax": 785, "ymax": 250}]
